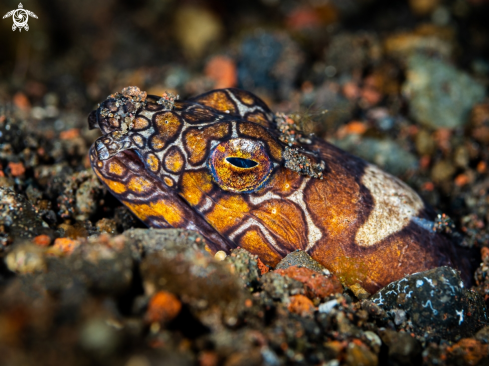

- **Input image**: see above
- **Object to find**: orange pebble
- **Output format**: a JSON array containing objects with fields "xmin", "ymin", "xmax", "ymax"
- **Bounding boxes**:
[
  {"xmin": 13, "ymin": 92, "xmax": 30, "ymax": 110},
  {"xmin": 345, "ymin": 121, "xmax": 367, "ymax": 135},
  {"xmin": 419, "ymin": 155, "xmax": 431, "ymax": 170},
  {"xmin": 352, "ymin": 339, "xmax": 366, "ymax": 347},
  {"xmin": 287, "ymin": 294, "xmax": 315, "ymax": 317},
  {"xmin": 33, "ymin": 234, "xmax": 51, "ymax": 247},
  {"xmin": 8, "ymin": 162, "xmax": 26, "ymax": 177},
  {"xmin": 205, "ymin": 56, "xmax": 237, "ymax": 89},
  {"xmin": 275, "ymin": 266, "xmax": 342, "ymax": 299},
  {"xmin": 435, "ymin": 128, "xmax": 452, "ymax": 152},
  {"xmin": 204, "ymin": 244, "xmax": 212, "ymax": 254},
  {"xmin": 199, "ymin": 351, "xmax": 219, "ymax": 366},
  {"xmin": 286, "ymin": 7, "xmax": 321, "ymax": 30},
  {"xmin": 342, "ymin": 81, "xmax": 360, "ymax": 100},
  {"xmin": 407, "ymin": 125, "xmax": 419, "ymax": 136},
  {"xmin": 361, "ymin": 87, "xmax": 382, "ymax": 106},
  {"xmin": 301, "ymin": 80, "xmax": 314, "ymax": 93},
  {"xmin": 338, "ymin": 121, "xmax": 367, "ymax": 139},
  {"xmin": 477, "ymin": 161, "xmax": 487, "ymax": 174},
  {"xmin": 53, "ymin": 237, "xmax": 80, "ymax": 255},
  {"xmin": 481, "ymin": 247, "xmax": 489, "ymax": 262},
  {"xmin": 422, "ymin": 182, "xmax": 434, "ymax": 191},
  {"xmin": 60, "ymin": 128, "xmax": 80, "ymax": 140},
  {"xmin": 256, "ymin": 258, "xmax": 269, "ymax": 275},
  {"xmin": 455, "ymin": 173, "xmax": 469, "ymax": 187},
  {"xmin": 146, "ymin": 291, "xmax": 182, "ymax": 324},
  {"xmin": 361, "ymin": 75, "xmax": 383, "ymax": 106},
  {"xmin": 447, "ymin": 338, "xmax": 488, "ymax": 366}
]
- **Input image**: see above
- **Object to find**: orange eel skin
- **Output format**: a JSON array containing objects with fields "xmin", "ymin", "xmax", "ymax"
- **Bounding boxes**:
[{"xmin": 88, "ymin": 87, "xmax": 473, "ymax": 293}]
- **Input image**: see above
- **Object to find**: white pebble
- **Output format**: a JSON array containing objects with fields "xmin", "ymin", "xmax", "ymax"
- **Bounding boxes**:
[{"xmin": 318, "ymin": 299, "xmax": 339, "ymax": 314}]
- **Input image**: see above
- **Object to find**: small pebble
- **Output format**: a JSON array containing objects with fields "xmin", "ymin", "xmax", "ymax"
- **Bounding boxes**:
[
  {"xmin": 287, "ymin": 294, "xmax": 315, "ymax": 317},
  {"xmin": 146, "ymin": 291, "xmax": 182, "ymax": 324},
  {"xmin": 318, "ymin": 299, "xmax": 339, "ymax": 314},
  {"xmin": 214, "ymin": 250, "xmax": 227, "ymax": 261}
]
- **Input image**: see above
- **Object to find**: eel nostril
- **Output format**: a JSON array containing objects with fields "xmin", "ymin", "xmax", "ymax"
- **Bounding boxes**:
[{"xmin": 225, "ymin": 157, "xmax": 258, "ymax": 168}]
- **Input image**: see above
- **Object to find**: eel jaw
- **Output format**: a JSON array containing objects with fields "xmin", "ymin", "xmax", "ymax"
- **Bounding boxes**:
[{"xmin": 89, "ymin": 145, "xmax": 233, "ymax": 253}]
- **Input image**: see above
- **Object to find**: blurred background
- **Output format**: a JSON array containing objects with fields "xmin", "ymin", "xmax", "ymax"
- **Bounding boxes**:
[
  {"xmin": 1, "ymin": 0, "xmax": 489, "ymax": 238},
  {"xmin": 1, "ymin": 0, "xmax": 488, "ymax": 110}
]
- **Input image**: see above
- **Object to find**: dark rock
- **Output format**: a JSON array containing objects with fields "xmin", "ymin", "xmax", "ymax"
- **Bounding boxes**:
[
  {"xmin": 225, "ymin": 248, "xmax": 261, "ymax": 289},
  {"xmin": 96, "ymin": 218, "xmax": 117, "ymax": 234},
  {"xmin": 25, "ymin": 185, "xmax": 43, "ymax": 206},
  {"xmin": 114, "ymin": 206, "xmax": 141, "ymax": 231},
  {"xmin": 0, "ymin": 187, "xmax": 53, "ymax": 243},
  {"xmin": 0, "ymin": 119, "xmax": 26, "ymax": 153},
  {"xmin": 260, "ymin": 272, "xmax": 305, "ymax": 302},
  {"xmin": 345, "ymin": 342, "xmax": 378, "ymax": 366},
  {"xmin": 380, "ymin": 329, "xmax": 422, "ymax": 366},
  {"xmin": 57, "ymin": 170, "xmax": 104, "ymax": 221},
  {"xmin": 476, "ymin": 326, "xmax": 489, "ymax": 344},
  {"xmin": 275, "ymin": 250, "xmax": 329, "ymax": 275},
  {"xmin": 335, "ymin": 310, "xmax": 360, "ymax": 336},
  {"xmin": 325, "ymin": 32, "xmax": 380, "ymax": 74},
  {"xmin": 237, "ymin": 31, "xmax": 304, "ymax": 99},
  {"xmin": 209, "ymin": 329, "xmax": 266, "ymax": 366},
  {"xmin": 371, "ymin": 266, "xmax": 488, "ymax": 341},
  {"xmin": 123, "ymin": 228, "xmax": 208, "ymax": 260},
  {"xmin": 55, "ymin": 237, "xmax": 132, "ymax": 294},
  {"xmin": 42, "ymin": 235, "xmax": 133, "ymax": 295},
  {"xmin": 446, "ymin": 338, "xmax": 489, "ymax": 366},
  {"xmin": 138, "ymin": 229, "xmax": 247, "ymax": 329},
  {"xmin": 421, "ymin": 343, "xmax": 450, "ymax": 366},
  {"xmin": 361, "ymin": 300, "xmax": 388, "ymax": 320}
]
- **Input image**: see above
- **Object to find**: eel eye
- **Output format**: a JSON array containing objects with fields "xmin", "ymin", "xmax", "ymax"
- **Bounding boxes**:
[{"xmin": 208, "ymin": 138, "xmax": 272, "ymax": 193}]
